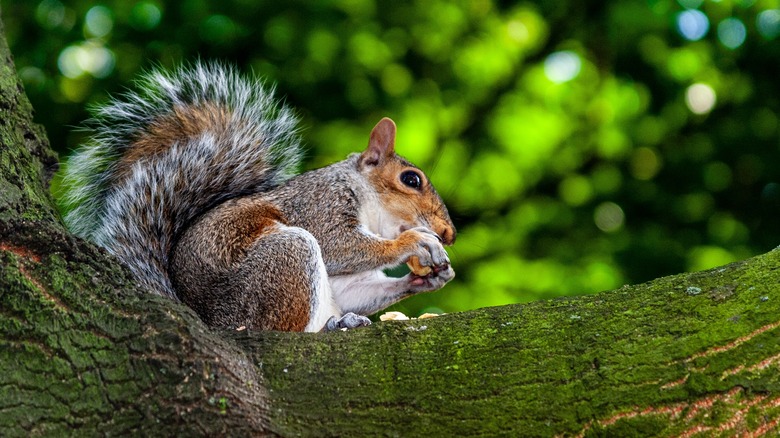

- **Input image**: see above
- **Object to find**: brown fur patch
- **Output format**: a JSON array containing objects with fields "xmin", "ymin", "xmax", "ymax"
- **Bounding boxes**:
[
  {"xmin": 207, "ymin": 197, "xmax": 312, "ymax": 332},
  {"xmin": 209, "ymin": 197, "xmax": 287, "ymax": 265},
  {"xmin": 171, "ymin": 195, "xmax": 315, "ymax": 331},
  {"xmin": 268, "ymin": 279, "xmax": 311, "ymax": 332},
  {"xmin": 116, "ymin": 103, "xmax": 233, "ymax": 179}
]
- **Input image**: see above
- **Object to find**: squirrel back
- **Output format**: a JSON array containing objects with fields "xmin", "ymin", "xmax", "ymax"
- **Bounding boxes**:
[{"xmin": 60, "ymin": 61, "xmax": 302, "ymax": 299}]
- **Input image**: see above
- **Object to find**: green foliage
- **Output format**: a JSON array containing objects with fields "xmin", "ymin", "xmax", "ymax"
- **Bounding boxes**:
[{"xmin": 5, "ymin": 0, "xmax": 780, "ymax": 316}]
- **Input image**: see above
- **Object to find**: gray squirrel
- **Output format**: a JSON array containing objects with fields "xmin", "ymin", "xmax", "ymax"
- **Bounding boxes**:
[{"xmin": 60, "ymin": 61, "xmax": 456, "ymax": 332}]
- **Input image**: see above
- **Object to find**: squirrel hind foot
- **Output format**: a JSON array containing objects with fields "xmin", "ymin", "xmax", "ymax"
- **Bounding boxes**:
[{"xmin": 323, "ymin": 313, "xmax": 372, "ymax": 332}]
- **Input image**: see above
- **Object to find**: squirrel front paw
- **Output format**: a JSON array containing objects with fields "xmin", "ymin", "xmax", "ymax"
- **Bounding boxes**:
[
  {"xmin": 323, "ymin": 312, "xmax": 372, "ymax": 331},
  {"xmin": 405, "ymin": 262, "xmax": 455, "ymax": 294},
  {"xmin": 401, "ymin": 226, "xmax": 451, "ymax": 269}
]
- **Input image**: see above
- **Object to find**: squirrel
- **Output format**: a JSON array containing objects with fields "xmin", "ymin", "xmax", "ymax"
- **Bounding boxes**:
[{"xmin": 60, "ymin": 61, "xmax": 456, "ymax": 332}]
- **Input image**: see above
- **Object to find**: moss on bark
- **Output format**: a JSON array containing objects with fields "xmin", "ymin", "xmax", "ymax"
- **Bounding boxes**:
[{"xmin": 242, "ymin": 251, "xmax": 780, "ymax": 436}]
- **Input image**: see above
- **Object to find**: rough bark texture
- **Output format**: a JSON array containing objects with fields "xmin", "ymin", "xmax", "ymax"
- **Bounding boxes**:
[{"xmin": 1, "ymin": 10, "xmax": 779, "ymax": 437}]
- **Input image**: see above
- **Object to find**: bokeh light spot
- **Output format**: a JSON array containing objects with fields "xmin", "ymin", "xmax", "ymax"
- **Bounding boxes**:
[
  {"xmin": 349, "ymin": 32, "xmax": 392, "ymax": 71},
  {"xmin": 676, "ymin": 10, "xmax": 709, "ymax": 41},
  {"xmin": 708, "ymin": 213, "xmax": 748, "ymax": 244},
  {"xmin": 676, "ymin": 192, "xmax": 714, "ymax": 222},
  {"xmin": 130, "ymin": 2, "xmax": 163, "ymax": 31},
  {"xmin": 57, "ymin": 42, "xmax": 115, "ymax": 79},
  {"xmin": 19, "ymin": 66, "xmax": 47, "ymax": 92},
  {"xmin": 57, "ymin": 46, "xmax": 85, "ymax": 79},
  {"xmin": 630, "ymin": 147, "xmax": 662, "ymax": 180},
  {"xmin": 201, "ymin": 15, "xmax": 239, "ymax": 46},
  {"xmin": 750, "ymin": 108, "xmax": 779, "ymax": 139},
  {"xmin": 667, "ymin": 48, "xmax": 704, "ymax": 81},
  {"xmin": 685, "ymin": 83, "xmax": 716, "ymax": 114},
  {"xmin": 761, "ymin": 182, "xmax": 780, "ymax": 202},
  {"xmin": 559, "ymin": 175, "xmax": 593, "ymax": 206},
  {"xmin": 717, "ymin": 18, "xmax": 747, "ymax": 49},
  {"xmin": 544, "ymin": 51, "xmax": 581, "ymax": 83},
  {"xmin": 458, "ymin": 153, "xmax": 524, "ymax": 209},
  {"xmin": 591, "ymin": 165, "xmax": 623, "ymax": 194},
  {"xmin": 507, "ymin": 20, "xmax": 529, "ymax": 43},
  {"xmin": 757, "ymin": 10, "xmax": 780, "ymax": 39},
  {"xmin": 688, "ymin": 246, "xmax": 737, "ymax": 271},
  {"xmin": 36, "ymin": 0, "xmax": 67, "ymax": 30},
  {"xmin": 345, "ymin": 78, "xmax": 376, "ymax": 109},
  {"xmin": 381, "ymin": 64, "xmax": 413, "ymax": 96},
  {"xmin": 59, "ymin": 77, "xmax": 92, "ymax": 102},
  {"xmin": 308, "ymin": 29, "xmax": 341, "ymax": 66},
  {"xmin": 84, "ymin": 6, "xmax": 113, "ymax": 38},
  {"xmin": 594, "ymin": 202, "xmax": 625, "ymax": 233},
  {"xmin": 703, "ymin": 162, "xmax": 732, "ymax": 192}
]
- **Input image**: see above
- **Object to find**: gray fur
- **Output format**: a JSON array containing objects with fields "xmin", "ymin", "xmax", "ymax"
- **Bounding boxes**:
[{"xmin": 60, "ymin": 61, "xmax": 302, "ymax": 299}]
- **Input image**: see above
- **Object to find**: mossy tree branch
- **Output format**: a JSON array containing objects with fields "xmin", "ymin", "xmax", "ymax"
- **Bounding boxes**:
[{"xmin": 1, "ymin": 10, "xmax": 779, "ymax": 437}]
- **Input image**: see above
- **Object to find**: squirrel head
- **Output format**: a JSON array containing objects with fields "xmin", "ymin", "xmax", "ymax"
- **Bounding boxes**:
[{"xmin": 357, "ymin": 118, "xmax": 456, "ymax": 246}]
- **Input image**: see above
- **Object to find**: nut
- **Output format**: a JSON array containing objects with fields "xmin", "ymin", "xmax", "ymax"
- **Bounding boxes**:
[
  {"xmin": 379, "ymin": 311, "xmax": 409, "ymax": 321},
  {"xmin": 407, "ymin": 256, "xmax": 433, "ymax": 276}
]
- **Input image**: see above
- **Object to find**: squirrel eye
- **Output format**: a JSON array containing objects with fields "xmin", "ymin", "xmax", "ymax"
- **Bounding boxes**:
[{"xmin": 400, "ymin": 170, "xmax": 422, "ymax": 189}]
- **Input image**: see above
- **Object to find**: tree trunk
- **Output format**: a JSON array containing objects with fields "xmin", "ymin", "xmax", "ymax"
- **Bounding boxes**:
[{"xmin": 1, "ymin": 11, "xmax": 779, "ymax": 437}]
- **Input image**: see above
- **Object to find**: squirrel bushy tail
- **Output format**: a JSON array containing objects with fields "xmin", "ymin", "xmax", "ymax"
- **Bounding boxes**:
[{"xmin": 60, "ymin": 61, "xmax": 302, "ymax": 299}]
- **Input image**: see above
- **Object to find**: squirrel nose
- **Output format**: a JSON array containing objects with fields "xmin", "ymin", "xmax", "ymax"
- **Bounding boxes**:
[{"xmin": 438, "ymin": 226, "xmax": 456, "ymax": 246}]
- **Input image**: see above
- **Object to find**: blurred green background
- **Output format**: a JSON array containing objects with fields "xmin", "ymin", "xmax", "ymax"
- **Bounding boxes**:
[{"xmin": 4, "ymin": 0, "xmax": 780, "ymax": 317}]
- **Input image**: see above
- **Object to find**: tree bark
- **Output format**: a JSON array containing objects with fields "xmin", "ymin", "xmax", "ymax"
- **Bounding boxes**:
[{"xmin": 1, "ymin": 11, "xmax": 779, "ymax": 437}]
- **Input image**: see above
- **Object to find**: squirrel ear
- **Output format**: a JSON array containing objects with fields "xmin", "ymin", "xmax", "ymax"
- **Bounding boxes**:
[{"xmin": 359, "ymin": 117, "xmax": 397, "ymax": 168}]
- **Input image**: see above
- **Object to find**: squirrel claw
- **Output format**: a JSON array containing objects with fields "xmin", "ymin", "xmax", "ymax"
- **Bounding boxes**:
[{"xmin": 323, "ymin": 312, "xmax": 372, "ymax": 332}]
